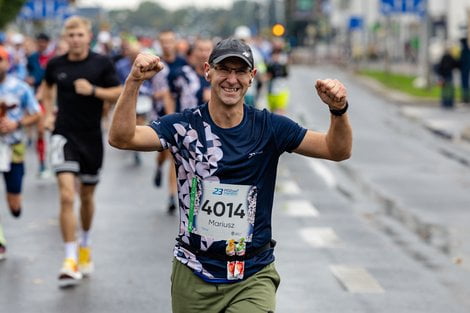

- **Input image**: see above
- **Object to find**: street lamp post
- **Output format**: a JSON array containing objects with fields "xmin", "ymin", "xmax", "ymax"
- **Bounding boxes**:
[{"xmin": 416, "ymin": 0, "xmax": 431, "ymax": 88}]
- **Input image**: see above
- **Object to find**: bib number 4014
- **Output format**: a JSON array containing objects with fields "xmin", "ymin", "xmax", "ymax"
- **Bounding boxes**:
[{"xmin": 200, "ymin": 199, "xmax": 246, "ymax": 219}]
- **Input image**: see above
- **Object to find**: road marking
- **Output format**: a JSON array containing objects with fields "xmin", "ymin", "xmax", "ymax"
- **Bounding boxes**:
[
  {"xmin": 329, "ymin": 265, "xmax": 385, "ymax": 293},
  {"xmin": 299, "ymin": 227, "xmax": 341, "ymax": 247},
  {"xmin": 277, "ymin": 180, "xmax": 301, "ymax": 194},
  {"xmin": 283, "ymin": 200, "xmax": 319, "ymax": 217},
  {"xmin": 308, "ymin": 159, "xmax": 336, "ymax": 188}
]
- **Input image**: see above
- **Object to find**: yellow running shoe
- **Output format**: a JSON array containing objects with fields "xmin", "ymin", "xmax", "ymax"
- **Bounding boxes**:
[
  {"xmin": 58, "ymin": 258, "xmax": 82, "ymax": 288},
  {"xmin": 78, "ymin": 246, "xmax": 94, "ymax": 276}
]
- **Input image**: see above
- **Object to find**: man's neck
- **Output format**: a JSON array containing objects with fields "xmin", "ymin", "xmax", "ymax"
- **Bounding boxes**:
[
  {"xmin": 67, "ymin": 49, "xmax": 89, "ymax": 61},
  {"xmin": 208, "ymin": 100, "xmax": 244, "ymax": 129},
  {"xmin": 163, "ymin": 52, "xmax": 176, "ymax": 63}
]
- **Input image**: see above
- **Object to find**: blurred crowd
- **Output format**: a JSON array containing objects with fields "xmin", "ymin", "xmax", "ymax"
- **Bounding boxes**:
[
  {"xmin": 0, "ymin": 17, "xmax": 296, "ymax": 283},
  {"xmin": 0, "ymin": 24, "xmax": 292, "ymax": 177}
]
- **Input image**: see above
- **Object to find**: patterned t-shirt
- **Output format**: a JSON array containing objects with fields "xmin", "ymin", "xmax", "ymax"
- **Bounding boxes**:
[
  {"xmin": 0, "ymin": 76, "xmax": 40, "ymax": 145},
  {"xmin": 150, "ymin": 103, "xmax": 307, "ymax": 283}
]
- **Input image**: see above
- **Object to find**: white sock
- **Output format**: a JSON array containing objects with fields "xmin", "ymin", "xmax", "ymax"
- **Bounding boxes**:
[
  {"xmin": 65, "ymin": 242, "xmax": 78, "ymax": 261},
  {"xmin": 80, "ymin": 231, "xmax": 91, "ymax": 247}
]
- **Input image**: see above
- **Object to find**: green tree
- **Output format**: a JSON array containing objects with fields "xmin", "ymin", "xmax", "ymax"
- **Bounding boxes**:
[
  {"xmin": 108, "ymin": 0, "xmax": 262, "ymax": 38},
  {"xmin": 0, "ymin": 0, "xmax": 27, "ymax": 30}
]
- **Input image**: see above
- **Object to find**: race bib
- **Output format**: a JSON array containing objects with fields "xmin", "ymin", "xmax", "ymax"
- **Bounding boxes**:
[
  {"xmin": 0, "ymin": 140, "xmax": 11, "ymax": 172},
  {"xmin": 50, "ymin": 134, "xmax": 67, "ymax": 167},
  {"xmin": 191, "ymin": 180, "xmax": 254, "ymax": 241}
]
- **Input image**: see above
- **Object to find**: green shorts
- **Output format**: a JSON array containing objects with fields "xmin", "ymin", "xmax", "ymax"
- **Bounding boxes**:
[{"xmin": 171, "ymin": 258, "xmax": 281, "ymax": 313}]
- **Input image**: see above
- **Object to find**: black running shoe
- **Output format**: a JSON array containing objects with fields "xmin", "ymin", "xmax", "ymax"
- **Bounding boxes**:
[
  {"xmin": 167, "ymin": 196, "xmax": 176, "ymax": 214},
  {"xmin": 10, "ymin": 207, "xmax": 21, "ymax": 218},
  {"xmin": 154, "ymin": 168, "xmax": 162, "ymax": 187}
]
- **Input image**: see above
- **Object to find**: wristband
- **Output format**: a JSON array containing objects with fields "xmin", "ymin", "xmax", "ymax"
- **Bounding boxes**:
[
  {"xmin": 329, "ymin": 101, "xmax": 348, "ymax": 116},
  {"xmin": 91, "ymin": 85, "xmax": 96, "ymax": 97}
]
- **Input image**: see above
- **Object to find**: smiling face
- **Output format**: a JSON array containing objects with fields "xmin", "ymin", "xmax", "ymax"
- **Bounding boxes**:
[{"xmin": 206, "ymin": 57, "xmax": 256, "ymax": 107}]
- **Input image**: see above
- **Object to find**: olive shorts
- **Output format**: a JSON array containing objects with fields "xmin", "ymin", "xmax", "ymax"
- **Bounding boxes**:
[{"xmin": 171, "ymin": 259, "xmax": 281, "ymax": 313}]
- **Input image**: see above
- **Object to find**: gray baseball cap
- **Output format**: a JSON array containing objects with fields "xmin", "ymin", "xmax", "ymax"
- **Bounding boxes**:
[{"xmin": 209, "ymin": 38, "xmax": 254, "ymax": 69}]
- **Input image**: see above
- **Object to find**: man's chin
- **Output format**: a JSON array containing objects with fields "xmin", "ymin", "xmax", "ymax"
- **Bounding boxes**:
[
  {"xmin": 220, "ymin": 97, "xmax": 240, "ymax": 106},
  {"xmin": 220, "ymin": 93, "xmax": 242, "ymax": 104}
]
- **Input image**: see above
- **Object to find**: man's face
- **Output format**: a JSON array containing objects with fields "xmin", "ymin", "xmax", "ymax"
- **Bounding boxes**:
[
  {"xmin": 36, "ymin": 38, "xmax": 49, "ymax": 53},
  {"xmin": 64, "ymin": 26, "xmax": 91, "ymax": 55},
  {"xmin": 208, "ymin": 57, "xmax": 255, "ymax": 107},
  {"xmin": 194, "ymin": 40, "xmax": 213, "ymax": 64},
  {"xmin": 159, "ymin": 32, "xmax": 177, "ymax": 57}
]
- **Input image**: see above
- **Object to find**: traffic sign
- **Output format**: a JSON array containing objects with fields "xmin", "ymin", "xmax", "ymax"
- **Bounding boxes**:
[
  {"xmin": 348, "ymin": 16, "xmax": 363, "ymax": 30},
  {"xmin": 380, "ymin": 0, "xmax": 425, "ymax": 16},
  {"xmin": 19, "ymin": 0, "xmax": 73, "ymax": 20}
]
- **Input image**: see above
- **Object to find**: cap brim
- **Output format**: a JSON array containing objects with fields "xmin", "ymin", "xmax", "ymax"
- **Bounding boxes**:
[{"xmin": 212, "ymin": 54, "xmax": 253, "ymax": 68}]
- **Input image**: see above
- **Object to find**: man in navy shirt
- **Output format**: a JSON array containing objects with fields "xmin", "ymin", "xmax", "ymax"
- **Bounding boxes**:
[{"xmin": 109, "ymin": 38, "xmax": 352, "ymax": 313}]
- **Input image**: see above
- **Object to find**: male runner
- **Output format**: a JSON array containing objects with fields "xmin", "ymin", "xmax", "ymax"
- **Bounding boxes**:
[
  {"xmin": 154, "ymin": 30, "xmax": 200, "ymax": 213},
  {"xmin": 109, "ymin": 38, "xmax": 352, "ymax": 312},
  {"xmin": 26, "ymin": 32, "xmax": 54, "ymax": 177},
  {"xmin": 42, "ymin": 16, "xmax": 122, "ymax": 287},
  {"xmin": 0, "ymin": 45, "xmax": 41, "ymax": 259}
]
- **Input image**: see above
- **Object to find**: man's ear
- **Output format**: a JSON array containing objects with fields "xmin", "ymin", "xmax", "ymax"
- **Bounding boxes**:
[{"xmin": 204, "ymin": 62, "xmax": 211, "ymax": 81}]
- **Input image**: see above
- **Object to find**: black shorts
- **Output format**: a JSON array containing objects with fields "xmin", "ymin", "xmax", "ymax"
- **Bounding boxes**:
[
  {"xmin": 50, "ymin": 131, "xmax": 103, "ymax": 185},
  {"xmin": 3, "ymin": 163, "xmax": 24, "ymax": 194}
]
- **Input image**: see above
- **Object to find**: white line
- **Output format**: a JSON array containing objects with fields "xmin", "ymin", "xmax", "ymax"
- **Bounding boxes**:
[
  {"xmin": 329, "ymin": 265, "xmax": 385, "ymax": 293},
  {"xmin": 277, "ymin": 180, "xmax": 301, "ymax": 194},
  {"xmin": 284, "ymin": 200, "xmax": 319, "ymax": 217},
  {"xmin": 299, "ymin": 227, "xmax": 341, "ymax": 247},
  {"xmin": 308, "ymin": 159, "xmax": 337, "ymax": 188}
]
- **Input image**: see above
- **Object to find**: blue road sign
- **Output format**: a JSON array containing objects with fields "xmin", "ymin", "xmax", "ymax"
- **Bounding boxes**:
[
  {"xmin": 348, "ymin": 16, "xmax": 364, "ymax": 30},
  {"xmin": 19, "ymin": 0, "xmax": 73, "ymax": 20},
  {"xmin": 380, "ymin": 0, "xmax": 425, "ymax": 16}
]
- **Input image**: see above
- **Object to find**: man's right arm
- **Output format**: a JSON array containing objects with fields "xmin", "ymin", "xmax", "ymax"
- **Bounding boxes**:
[
  {"xmin": 40, "ymin": 81, "xmax": 55, "ymax": 130},
  {"xmin": 108, "ymin": 53, "xmax": 165, "ymax": 151}
]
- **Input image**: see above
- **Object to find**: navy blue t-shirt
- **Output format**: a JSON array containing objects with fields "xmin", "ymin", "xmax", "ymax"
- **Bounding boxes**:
[
  {"xmin": 150, "ymin": 103, "xmax": 307, "ymax": 283},
  {"xmin": 165, "ymin": 56, "xmax": 200, "ymax": 112}
]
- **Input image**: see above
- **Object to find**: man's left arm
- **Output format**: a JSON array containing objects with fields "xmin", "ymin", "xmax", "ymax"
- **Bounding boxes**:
[{"xmin": 293, "ymin": 79, "xmax": 352, "ymax": 161}]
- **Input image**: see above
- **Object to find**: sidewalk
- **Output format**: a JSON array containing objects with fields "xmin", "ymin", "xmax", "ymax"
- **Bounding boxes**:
[{"xmin": 357, "ymin": 74, "xmax": 470, "ymax": 143}]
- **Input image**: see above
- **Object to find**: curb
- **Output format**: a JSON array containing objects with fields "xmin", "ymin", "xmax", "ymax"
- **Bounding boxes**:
[{"xmin": 352, "ymin": 73, "xmax": 437, "ymax": 106}]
